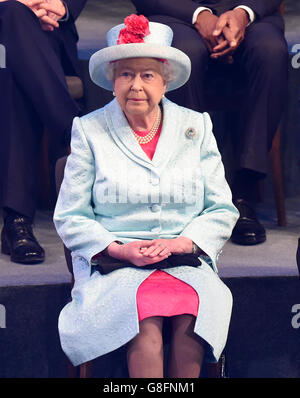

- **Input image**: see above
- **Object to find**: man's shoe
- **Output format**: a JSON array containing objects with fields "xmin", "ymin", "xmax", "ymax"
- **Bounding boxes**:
[
  {"xmin": 1, "ymin": 216, "xmax": 45, "ymax": 264},
  {"xmin": 231, "ymin": 199, "xmax": 266, "ymax": 245}
]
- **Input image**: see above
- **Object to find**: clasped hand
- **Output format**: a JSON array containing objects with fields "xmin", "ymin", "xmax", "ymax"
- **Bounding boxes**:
[
  {"xmin": 107, "ymin": 237, "xmax": 194, "ymax": 268},
  {"xmin": 17, "ymin": 0, "xmax": 66, "ymax": 31},
  {"xmin": 195, "ymin": 9, "xmax": 249, "ymax": 63}
]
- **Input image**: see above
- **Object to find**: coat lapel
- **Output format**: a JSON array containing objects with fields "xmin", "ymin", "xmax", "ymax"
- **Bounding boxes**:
[
  {"xmin": 151, "ymin": 97, "xmax": 181, "ymax": 170},
  {"xmin": 104, "ymin": 97, "xmax": 181, "ymax": 173},
  {"xmin": 104, "ymin": 99, "xmax": 153, "ymax": 169}
]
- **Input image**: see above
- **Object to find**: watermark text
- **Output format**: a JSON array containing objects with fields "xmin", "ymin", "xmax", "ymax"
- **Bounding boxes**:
[
  {"xmin": 291, "ymin": 44, "xmax": 300, "ymax": 69},
  {"xmin": 291, "ymin": 304, "xmax": 300, "ymax": 329},
  {"xmin": 0, "ymin": 44, "xmax": 6, "ymax": 69},
  {"xmin": 0, "ymin": 304, "xmax": 6, "ymax": 328}
]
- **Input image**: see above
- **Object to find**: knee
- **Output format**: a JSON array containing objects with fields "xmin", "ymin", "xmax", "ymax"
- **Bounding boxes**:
[
  {"xmin": 148, "ymin": 335, "xmax": 164, "ymax": 354},
  {"xmin": 246, "ymin": 35, "xmax": 288, "ymax": 69},
  {"xmin": 128, "ymin": 329, "xmax": 163, "ymax": 357},
  {"xmin": 137, "ymin": 334, "xmax": 163, "ymax": 356},
  {"xmin": 1, "ymin": 1, "xmax": 36, "ymax": 21},
  {"xmin": 258, "ymin": 37, "xmax": 287, "ymax": 61},
  {"xmin": 0, "ymin": 2, "xmax": 41, "ymax": 43}
]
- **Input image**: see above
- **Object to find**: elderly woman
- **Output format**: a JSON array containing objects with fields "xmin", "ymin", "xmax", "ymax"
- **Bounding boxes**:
[{"xmin": 54, "ymin": 14, "xmax": 239, "ymax": 378}]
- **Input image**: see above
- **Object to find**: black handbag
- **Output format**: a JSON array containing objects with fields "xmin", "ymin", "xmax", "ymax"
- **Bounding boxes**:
[{"xmin": 94, "ymin": 253, "xmax": 202, "ymax": 275}]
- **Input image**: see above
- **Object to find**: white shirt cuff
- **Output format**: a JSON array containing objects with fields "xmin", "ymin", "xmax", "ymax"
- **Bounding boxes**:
[
  {"xmin": 234, "ymin": 5, "xmax": 255, "ymax": 26},
  {"xmin": 192, "ymin": 7, "xmax": 213, "ymax": 24},
  {"xmin": 59, "ymin": 1, "xmax": 69, "ymax": 22}
]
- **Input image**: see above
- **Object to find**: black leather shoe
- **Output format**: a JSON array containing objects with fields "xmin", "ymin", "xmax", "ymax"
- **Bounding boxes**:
[
  {"xmin": 1, "ymin": 216, "xmax": 45, "ymax": 264},
  {"xmin": 231, "ymin": 199, "xmax": 266, "ymax": 245}
]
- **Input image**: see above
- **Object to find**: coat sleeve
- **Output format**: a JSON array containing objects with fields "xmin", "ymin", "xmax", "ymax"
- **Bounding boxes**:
[
  {"xmin": 53, "ymin": 116, "xmax": 118, "ymax": 267},
  {"xmin": 132, "ymin": 0, "xmax": 200, "ymax": 24},
  {"xmin": 237, "ymin": 0, "xmax": 283, "ymax": 19},
  {"xmin": 179, "ymin": 112, "xmax": 239, "ymax": 272},
  {"xmin": 63, "ymin": 0, "xmax": 87, "ymax": 22}
]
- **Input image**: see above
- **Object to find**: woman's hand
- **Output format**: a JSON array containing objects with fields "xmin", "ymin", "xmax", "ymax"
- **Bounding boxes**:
[
  {"xmin": 106, "ymin": 240, "xmax": 171, "ymax": 267},
  {"xmin": 140, "ymin": 237, "xmax": 194, "ymax": 256},
  {"xmin": 105, "ymin": 237, "xmax": 194, "ymax": 267}
]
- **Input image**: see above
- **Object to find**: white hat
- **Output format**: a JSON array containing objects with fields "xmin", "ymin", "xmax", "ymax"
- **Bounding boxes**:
[{"xmin": 89, "ymin": 14, "xmax": 191, "ymax": 92}]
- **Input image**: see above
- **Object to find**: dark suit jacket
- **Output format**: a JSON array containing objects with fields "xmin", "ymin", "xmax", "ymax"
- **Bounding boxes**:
[
  {"xmin": 132, "ymin": 0, "xmax": 283, "ymax": 24},
  {"xmin": 53, "ymin": 0, "xmax": 87, "ymax": 76}
]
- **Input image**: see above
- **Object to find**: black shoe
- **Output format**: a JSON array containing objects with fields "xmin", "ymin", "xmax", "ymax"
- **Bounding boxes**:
[
  {"xmin": 1, "ymin": 216, "xmax": 45, "ymax": 264},
  {"xmin": 231, "ymin": 199, "xmax": 266, "ymax": 245}
]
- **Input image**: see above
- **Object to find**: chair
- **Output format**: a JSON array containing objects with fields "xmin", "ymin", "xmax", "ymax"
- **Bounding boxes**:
[
  {"xmin": 204, "ymin": 2, "xmax": 286, "ymax": 227},
  {"xmin": 55, "ymin": 155, "xmax": 228, "ymax": 378}
]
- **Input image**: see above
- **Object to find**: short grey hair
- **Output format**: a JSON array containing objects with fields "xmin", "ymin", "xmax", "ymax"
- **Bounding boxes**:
[{"xmin": 105, "ymin": 58, "xmax": 176, "ymax": 87}]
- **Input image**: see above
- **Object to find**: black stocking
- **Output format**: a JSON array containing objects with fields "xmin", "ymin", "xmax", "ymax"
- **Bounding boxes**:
[
  {"xmin": 167, "ymin": 314, "xmax": 205, "ymax": 378},
  {"xmin": 127, "ymin": 316, "xmax": 164, "ymax": 378}
]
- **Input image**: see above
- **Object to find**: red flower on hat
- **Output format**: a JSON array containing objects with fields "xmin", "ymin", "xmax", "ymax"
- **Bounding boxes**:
[{"xmin": 117, "ymin": 14, "xmax": 150, "ymax": 45}]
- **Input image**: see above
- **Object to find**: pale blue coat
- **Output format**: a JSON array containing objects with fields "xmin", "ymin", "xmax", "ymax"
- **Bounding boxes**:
[{"xmin": 53, "ymin": 97, "xmax": 239, "ymax": 366}]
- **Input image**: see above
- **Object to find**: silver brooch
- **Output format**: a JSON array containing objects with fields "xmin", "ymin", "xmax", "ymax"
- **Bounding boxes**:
[{"xmin": 185, "ymin": 128, "xmax": 197, "ymax": 139}]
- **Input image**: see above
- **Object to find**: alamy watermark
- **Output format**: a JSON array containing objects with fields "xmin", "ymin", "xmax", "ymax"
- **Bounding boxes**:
[
  {"xmin": 0, "ymin": 304, "xmax": 6, "ymax": 328},
  {"xmin": 291, "ymin": 304, "xmax": 300, "ymax": 329},
  {"xmin": 291, "ymin": 44, "xmax": 300, "ymax": 69},
  {"xmin": 94, "ymin": 166, "xmax": 203, "ymax": 205},
  {"xmin": 0, "ymin": 44, "xmax": 6, "ymax": 69}
]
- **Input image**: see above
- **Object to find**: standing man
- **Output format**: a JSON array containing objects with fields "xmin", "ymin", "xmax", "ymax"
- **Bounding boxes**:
[
  {"xmin": 132, "ymin": 0, "xmax": 289, "ymax": 245},
  {"xmin": 0, "ymin": 0, "xmax": 87, "ymax": 264}
]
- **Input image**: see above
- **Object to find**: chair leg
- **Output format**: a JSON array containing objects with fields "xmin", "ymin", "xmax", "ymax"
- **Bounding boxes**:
[
  {"xmin": 38, "ymin": 130, "xmax": 52, "ymax": 209},
  {"xmin": 79, "ymin": 361, "xmax": 93, "ymax": 378},
  {"xmin": 270, "ymin": 127, "xmax": 286, "ymax": 227},
  {"xmin": 63, "ymin": 352, "xmax": 78, "ymax": 378},
  {"xmin": 204, "ymin": 354, "xmax": 227, "ymax": 378},
  {"xmin": 66, "ymin": 361, "xmax": 78, "ymax": 378}
]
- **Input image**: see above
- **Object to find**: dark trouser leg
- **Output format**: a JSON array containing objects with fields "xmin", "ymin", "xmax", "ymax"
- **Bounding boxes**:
[
  {"xmin": 232, "ymin": 19, "xmax": 289, "ymax": 178},
  {"xmin": 0, "ymin": 69, "xmax": 43, "ymax": 220},
  {"xmin": 148, "ymin": 15, "xmax": 209, "ymax": 111},
  {"xmin": 229, "ymin": 19, "xmax": 288, "ymax": 245},
  {"xmin": 224, "ymin": 18, "xmax": 288, "ymax": 245},
  {"xmin": 0, "ymin": 1, "xmax": 80, "ymax": 220},
  {"xmin": 0, "ymin": 1, "xmax": 79, "ymax": 137}
]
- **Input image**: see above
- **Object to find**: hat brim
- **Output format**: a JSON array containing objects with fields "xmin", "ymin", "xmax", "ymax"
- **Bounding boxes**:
[{"xmin": 89, "ymin": 43, "xmax": 191, "ymax": 92}]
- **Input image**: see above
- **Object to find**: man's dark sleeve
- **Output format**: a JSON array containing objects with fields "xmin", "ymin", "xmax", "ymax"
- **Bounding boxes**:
[
  {"xmin": 237, "ymin": 0, "xmax": 283, "ymax": 19},
  {"xmin": 131, "ymin": 0, "xmax": 200, "ymax": 24},
  {"xmin": 63, "ymin": 0, "xmax": 87, "ymax": 22}
]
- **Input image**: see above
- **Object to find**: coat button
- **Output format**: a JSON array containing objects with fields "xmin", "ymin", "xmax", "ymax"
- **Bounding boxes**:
[
  {"xmin": 151, "ymin": 176, "xmax": 159, "ymax": 186},
  {"xmin": 151, "ymin": 204, "xmax": 160, "ymax": 212},
  {"xmin": 185, "ymin": 127, "xmax": 197, "ymax": 139}
]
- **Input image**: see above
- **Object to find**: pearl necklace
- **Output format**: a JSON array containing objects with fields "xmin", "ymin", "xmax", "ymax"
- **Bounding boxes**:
[{"xmin": 133, "ymin": 106, "xmax": 161, "ymax": 145}]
